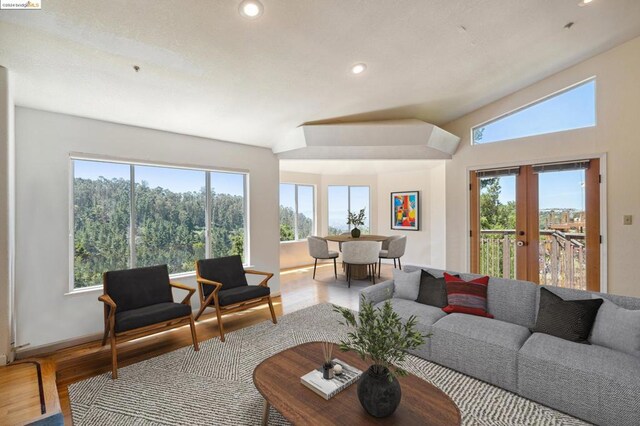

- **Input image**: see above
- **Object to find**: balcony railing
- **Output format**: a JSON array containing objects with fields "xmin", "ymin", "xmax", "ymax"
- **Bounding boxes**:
[{"xmin": 479, "ymin": 230, "xmax": 586, "ymax": 290}]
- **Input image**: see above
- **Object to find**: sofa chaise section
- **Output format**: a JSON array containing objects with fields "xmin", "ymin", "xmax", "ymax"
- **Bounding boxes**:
[{"xmin": 518, "ymin": 332, "xmax": 640, "ymax": 426}]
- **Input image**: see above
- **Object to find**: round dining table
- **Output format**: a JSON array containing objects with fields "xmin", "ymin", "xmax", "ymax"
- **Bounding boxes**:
[{"xmin": 324, "ymin": 234, "xmax": 389, "ymax": 280}]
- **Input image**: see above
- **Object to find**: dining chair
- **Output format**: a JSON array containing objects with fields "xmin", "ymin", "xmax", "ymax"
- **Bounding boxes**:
[
  {"xmin": 307, "ymin": 236, "xmax": 339, "ymax": 279},
  {"xmin": 342, "ymin": 241, "xmax": 381, "ymax": 287},
  {"xmin": 378, "ymin": 235, "xmax": 407, "ymax": 277}
]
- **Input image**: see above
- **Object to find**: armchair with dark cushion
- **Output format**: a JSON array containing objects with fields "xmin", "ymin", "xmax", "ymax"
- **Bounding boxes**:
[
  {"xmin": 99, "ymin": 264, "xmax": 199, "ymax": 379},
  {"xmin": 194, "ymin": 255, "xmax": 277, "ymax": 341}
]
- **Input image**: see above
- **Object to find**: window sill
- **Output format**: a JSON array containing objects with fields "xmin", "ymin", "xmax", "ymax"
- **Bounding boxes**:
[{"xmin": 280, "ymin": 240, "xmax": 309, "ymax": 244}]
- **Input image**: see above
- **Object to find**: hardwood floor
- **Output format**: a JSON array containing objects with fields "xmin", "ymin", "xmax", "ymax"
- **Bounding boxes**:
[{"xmin": 32, "ymin": 263, "xmax": 396, "ymax": 425}]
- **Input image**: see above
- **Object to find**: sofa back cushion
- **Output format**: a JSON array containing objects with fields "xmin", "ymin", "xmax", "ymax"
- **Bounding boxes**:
[
  {"xmin": 590, "ymin": 299, "xmax": 640, "ymax": 357},
  {"xmin": 409, "ymin": 267, "xmax": 538, "ymax": 329}
]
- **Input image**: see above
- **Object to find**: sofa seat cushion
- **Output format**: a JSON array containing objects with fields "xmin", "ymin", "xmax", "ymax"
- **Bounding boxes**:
[
  {"xmin": 518, "ymin": 333, "xmax": 640, "ymax": 426},
  {"xmin": 375, "ymin": 298, "xmax": 447, "ymax": 359},
  {"xmin": 217, "ymin": 285, "xmax": 270, "ymax": 307},
  {"xmin": 115, "ymin": 302, "xmax": 191, "ymax": 333},
  {"xmin": 431, "ymin": 313, "xmax": 531, "ymax": 392}
]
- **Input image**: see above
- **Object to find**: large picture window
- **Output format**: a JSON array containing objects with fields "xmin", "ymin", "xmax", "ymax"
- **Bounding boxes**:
[
  {"xmin": 327, "ymin": 185, "xmax": 370, "ymax": 235},
  {"xmin": 72, "ymin": 158, "xmax": 248, "ymax": 289},
  {"xmin": 472, "ymin": 78, "xmax": 596, "ymax": 145},
  {"xmin": 279, "ymin": 183, "xmax": 315, "ymax": 241}
]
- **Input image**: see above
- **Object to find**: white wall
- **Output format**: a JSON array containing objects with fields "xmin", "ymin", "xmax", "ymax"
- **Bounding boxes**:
[
  {"xmin": 443, "ymin": 35, "xmax": 640, "ymax": 297},
  {"xmin": 375, "ymin": 164, "xmax": 447, "ymax": 269},
  {"xmin": 14, "ymin": 108, "xmax": 280, "ymax": 350},
  {"xmin": 0, "ymin": 67, "xmax": 16, "ymax": 363}
]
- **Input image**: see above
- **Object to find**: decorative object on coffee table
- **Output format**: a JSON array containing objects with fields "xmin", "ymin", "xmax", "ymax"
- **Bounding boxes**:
[
  {"xmin": 333, "ymin": 298, "xmax": 426, "ymax": 418},
  {"xmin": 347, "ymin": 208, "xmax": 366, "ymax": 238},
  {"xmin": 321, "ymin": 341, "xmax": 335, "ymax": 379}
]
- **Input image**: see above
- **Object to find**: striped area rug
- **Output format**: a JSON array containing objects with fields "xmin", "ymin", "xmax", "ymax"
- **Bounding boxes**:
[{"xmin": 69, "ymin": 303, "xmax": 587, "ymax": 425}]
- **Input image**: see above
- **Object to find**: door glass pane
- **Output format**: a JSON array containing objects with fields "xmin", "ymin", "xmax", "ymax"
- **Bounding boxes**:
[
  {"xmin": 211, "ymin": 172, "xmax": 246, "ymax": 261},
  {"xmin": 328, "ymin": 186, "xmax": 348, "ymax": 235},
  {"xmin": 279, "ymin": 183, "xmax": 295, "ymax": 241},
  {"xmin": 479, "ymin": 176, "xmax": 516, "ymax": 279},
  {"xmin": 349, "ymin": 186, "xmax": 370, "ymax": 234},
  {"xmin": 73, "ymin": 160, "xmax": 130, "ymax": 288},
  {"xmin": 135, "ymin": 165, "xmax": 206, "ymax": 274},
  {"xmin": 538, "ymin": 170, "xmax": 587, "ymax": 290},
  {"xmin": 297, "ymin": 185, "xmax": 314, "ymax": 240}
]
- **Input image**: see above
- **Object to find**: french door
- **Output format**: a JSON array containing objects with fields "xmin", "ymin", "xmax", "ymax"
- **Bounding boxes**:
[{"xmin": 470, "ymin": 159, "xmax": 600, "ymax": 291}]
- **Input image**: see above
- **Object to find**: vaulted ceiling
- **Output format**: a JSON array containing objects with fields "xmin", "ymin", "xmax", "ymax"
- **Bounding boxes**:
[{"xmin": 1, "ymin": 0, "xmax": 639, "ymax": 149}]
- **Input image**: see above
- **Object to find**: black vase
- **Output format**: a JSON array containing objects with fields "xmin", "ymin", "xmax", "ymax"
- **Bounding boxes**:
[
  {"xmin": 351, "ymin": 227, "xmax": 361, "ymax": 238},
  {"xmin": 357, "ymin": 365, "xmax": 401, "ymax": 418}
]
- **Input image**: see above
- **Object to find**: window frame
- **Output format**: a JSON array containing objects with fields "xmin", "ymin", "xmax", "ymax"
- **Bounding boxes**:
[
  {"xmin": 279, "ymin": 182, "xmax": 316, "ymax": 242},
  {"xmin": 327, "ymin": 185, "xmax": 371, "ymax": 234},
  {"xmin": 68, "ymin": 155, "xmax": 249, "ymax": 292},
  {"xmin": 471, "ymin": 77, "xmax": 597, "ymax": 146}
]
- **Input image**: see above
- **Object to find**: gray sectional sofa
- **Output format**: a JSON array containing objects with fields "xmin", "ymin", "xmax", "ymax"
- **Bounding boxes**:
[{"xmin": 360, "ymin": 265, "xmax": 640, "ymax": 426}]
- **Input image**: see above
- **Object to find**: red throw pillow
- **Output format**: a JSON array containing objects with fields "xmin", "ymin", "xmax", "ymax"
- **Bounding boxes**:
[{"xmin": 442, "ymin": 273, "xmax": 493, "ymax": 318}]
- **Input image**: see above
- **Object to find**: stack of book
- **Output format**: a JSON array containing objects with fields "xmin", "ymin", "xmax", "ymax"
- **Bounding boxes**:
[{"xmin": 300, "ymin": 359, "xmax": 362, "ymax": 400}]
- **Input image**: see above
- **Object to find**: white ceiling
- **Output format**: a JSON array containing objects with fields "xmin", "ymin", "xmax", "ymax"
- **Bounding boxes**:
[
  {"xmin": 1, "ymin": 1, "xmax": 640, "ymax": 149},
  {"xmin": 280, "ymin": 159, "xmax": 444, "ymax": 176}
]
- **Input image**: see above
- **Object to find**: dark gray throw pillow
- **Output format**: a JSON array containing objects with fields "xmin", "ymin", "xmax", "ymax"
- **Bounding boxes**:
[
  {"xmin": 416, "ymin": 271, "xmax": 458, "ymax": 308},
  {"xmin": 531, "ymin": 288, "xmax": 603, "ymax": 344}
]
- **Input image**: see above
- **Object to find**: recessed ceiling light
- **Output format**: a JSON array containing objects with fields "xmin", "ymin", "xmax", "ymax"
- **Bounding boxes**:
[
  {"xmin": 578, "ymin": 0, "xmax": 594, "ymax": 6},
  {"xmin": 239, "ymin": 0, "xmax": 263, "ymax": 19},
  {"xmin": 351, "ymin": 63, "xmax": 367, "ymax": 75}
]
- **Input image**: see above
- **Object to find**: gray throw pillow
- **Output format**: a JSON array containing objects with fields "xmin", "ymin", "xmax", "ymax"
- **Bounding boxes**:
[
  {"xmin": 392, "ymin": 269, "xmax": 421, "ymax": 301},
  {"xmin": 589, "ymin": 298, "xmax": 640, "ymax": 358}
]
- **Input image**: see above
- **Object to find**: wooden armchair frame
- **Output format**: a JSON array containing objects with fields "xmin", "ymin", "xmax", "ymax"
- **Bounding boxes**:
[
  {"xmin": 194, "ymin": 262, "xmax": 277, "ymax": 342},
  {"xmin": 99, "ymin": 276, "xmax": 199, "ymax": 379}
]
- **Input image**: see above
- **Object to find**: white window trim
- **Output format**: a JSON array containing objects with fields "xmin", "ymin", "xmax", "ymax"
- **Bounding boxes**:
[
  {"xmin": 279, "ymin": 183, "xmax": 316, "ymax": 242},
  {"xmin": 327, "ymin": 185, "xmax": 371, "ymax": 234},
  {"xmin": 68, "ymin": 155, "xmax": 250, "ymax": 293},
  {"xmin": 470, "ymin": 76, "xmax": 597, "ymax": 146}
]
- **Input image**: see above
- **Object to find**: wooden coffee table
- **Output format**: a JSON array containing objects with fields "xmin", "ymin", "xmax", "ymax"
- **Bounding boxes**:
[{"xmin": 253, "ymin": 342, "xmax": 461, "ymax": 425}]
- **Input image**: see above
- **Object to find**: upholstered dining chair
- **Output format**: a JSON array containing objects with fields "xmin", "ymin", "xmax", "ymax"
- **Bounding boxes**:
[
  {"xmin": 99, "ymin": 264, "xmax": 199, "ymax": 379},
  {"xmin": 307, "ymin": 236, "xmax": 338, "ymax": 279},
  {"xmin": 342, "ymin": 241, "xmax": 381, "ymax": 287},
  {"xmin": 379, "ymin": 235, "xmax": 407, "ymax": 277},
  {"xmin": 194, "ymin": 255, "xmax": 277, "ymax": 342}
]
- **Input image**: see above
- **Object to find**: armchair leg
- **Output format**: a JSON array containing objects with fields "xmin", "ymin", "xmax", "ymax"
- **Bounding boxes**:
[
  {"xmin": 378, "ymin": 258, "xmax": 382, "ymax": 278},
  {"xmin": 214, "ymin": 305, "xmax": 226, "ymax": 342},
  {"xmin": 313, "ymin": 258, "xmax": 318, "ymax": 279},
  {"xmin": 347, "ymin": 264, "xmax": 351, "ymax": 288},
  {"xmin": 372, "ymin": 264, "xmax": 376, "ymax": 285},
  {"xmin": 398, "ymin": 257, "xmax": 402, "ymax": 270},
  {"xmin": 189, "ymin": 315, "xmax": 199, "ymax": 351},
  {"xmin": 267, "ymin": 296, "xmax": 277, "ymax": 324},
  {"xmin": 194, "ymin": 303, "xmax": 208, "ymax": 321},
  {"xmin": 101, "ymin": 328, "xmax": 109, "ymax": 346},
  {"xmin": 394, "ymin": 258, "xmax": 397, "ymax": 268},
  {"xmin": 333, "ymin": 258, "xmax": 337, "ymax": 279},
  {"xmin": 110, "ymin": 332, "xmax": 118, "ymax": 380}
]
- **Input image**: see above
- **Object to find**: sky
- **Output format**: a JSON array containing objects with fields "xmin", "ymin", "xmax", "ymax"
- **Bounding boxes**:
[
  {"xmin": 74, "ymin": 160, "xmax": 245, "ymax": 196},
  {"xmin": 476, "ymin": 79, "xmax": 595, "ymax": 144},
  {"xmin": 491, "ymin": 169, "xmax": 585, "ymax": 211}
]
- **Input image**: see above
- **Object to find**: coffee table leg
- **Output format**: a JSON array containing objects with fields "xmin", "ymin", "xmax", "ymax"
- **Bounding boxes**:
[{"xmin": 262, "ymin": 399, "xmax": 270, "ymax": 426}]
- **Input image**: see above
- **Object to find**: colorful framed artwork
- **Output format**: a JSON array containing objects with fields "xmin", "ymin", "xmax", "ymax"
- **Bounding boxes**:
[{"xmin": 391, "ymin": 191, "xmax": 419, "ymax": 231}]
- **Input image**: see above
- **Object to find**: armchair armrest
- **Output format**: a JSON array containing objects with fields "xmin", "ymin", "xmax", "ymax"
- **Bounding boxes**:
[
  {"xmin": 196, "ymin": 277, "xmax": 223, "ymax": 292},
  {"xmin": 244, "ymin": 269, "xmax": 274, "ymax": 287},
  {"xmin": 98, "ymin": 294, "xmax": 117, "ymax": 321},
  {"xmin": 170, "ymin": 281, "xmax": 196, "ymax": 305},
  {"xmin": 359, "ymin": 279, "xmax": 395, "ymax": 311}
]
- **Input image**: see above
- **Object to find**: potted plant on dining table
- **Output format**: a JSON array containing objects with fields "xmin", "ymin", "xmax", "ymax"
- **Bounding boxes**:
[
  {"xmin": 333, "ymin": 298, "xmax": 426, "ymax": 418},
  {"xmin": 347, "ymin": 208, "xmax": 366, "ymax": 238}
]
